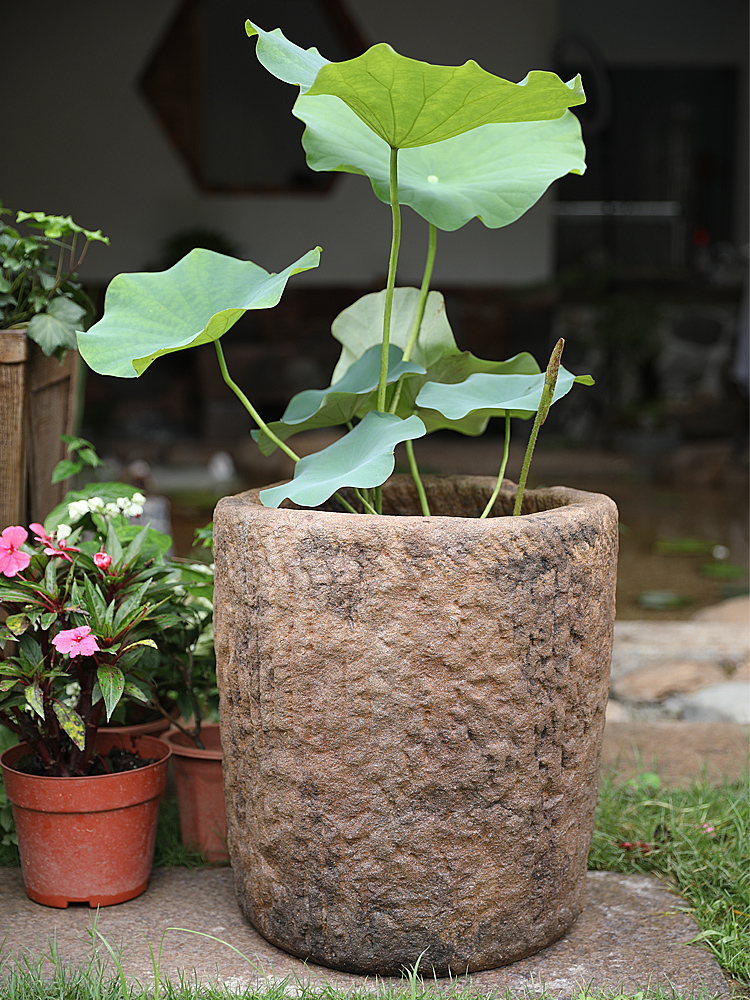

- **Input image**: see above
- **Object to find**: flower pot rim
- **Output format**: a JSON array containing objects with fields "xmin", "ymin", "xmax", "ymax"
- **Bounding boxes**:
[
  {"xmin": 164, "ymin": 722, "xmax": 223, "ymax": 760},
  {"xmin": 0, "ymin": 732, "xmax": 171, "ymax": 782}
]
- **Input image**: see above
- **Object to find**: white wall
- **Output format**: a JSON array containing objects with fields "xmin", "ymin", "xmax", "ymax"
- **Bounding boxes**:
[{"xmin": 1, "ymin": 1, "xmax": 560, "ymax": 289}]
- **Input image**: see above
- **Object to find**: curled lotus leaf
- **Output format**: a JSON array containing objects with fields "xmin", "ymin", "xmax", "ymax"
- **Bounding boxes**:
[
  {"xmin": 331, "ymin": 288, "xmax": 459, "ymax": 381},
  {"xmin": 246, "ymin": 22, "xmax": 586, "ymax": 231},
  {"xmin": 416, "ymin": 368, "xmax": 594, "ymax": 421},
  {"xmin": 260, "ymin": 412, "xmax": 426, "ymax": 508},
  {"xmin": 77, "ymin": 247, "xmax": 321, "ymax": 377},
  {"xmin": 305, "ymin": 44, "xmax": 585, "ymax": 148},
  {"xmin": 255, "ymin": 344, "xmax": 425, "ymax": 456}
]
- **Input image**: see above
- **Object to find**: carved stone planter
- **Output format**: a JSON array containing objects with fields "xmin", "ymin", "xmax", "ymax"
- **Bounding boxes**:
[{"xmin": 213, "ymin": 475, "xmax": 618, "ymax": 976}]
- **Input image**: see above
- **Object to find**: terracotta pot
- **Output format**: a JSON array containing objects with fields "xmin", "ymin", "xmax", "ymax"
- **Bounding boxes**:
[
  {"xmin": 0, "ymin": 732, "xmax": 170, "ymax": 908},
  {"xmin": 164, "ymin": 723, "xmax": 228, "ymax": 862},
  {"xmin": 103, "ymin": 716, "xmax": 172, "ymax": 739},
  {"xmin": 213, "ymin": 475, "xmax": 619, "ymax": 976}
]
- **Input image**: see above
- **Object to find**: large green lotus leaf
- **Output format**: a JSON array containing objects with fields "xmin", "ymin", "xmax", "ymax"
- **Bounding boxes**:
[
  {"xmin": 77, "ymin": 247, "xmax": 321, "ymax": 377},
  {"xmin": 361, "ymin": 350, "xmax": 543, "ymax": 435},
  {"xmin": 245, "ymin": 20, "xmax": 326, "ymax": 92},
  {"xmin": 416, "ymin": 367, "xmax": 594, "ymax": 421},
  {"xmin": 306, "ymin": 44, "xmax": 585, "ymax": 149},
  {"xmin": 255, "ymin": 344, "xmax": 425, "ymax": 455},
  {"xmin": 260, "ymin": 411, "xmax": 426, "ymax": 508},
  {"xmin": 331, "ymin": 288, "xmax": 459, "ymax": 382},
  {"xmin": 245, "ymin": 21, "xmax": 585, "ymax": 231},
  {"xmin": 297, "ymin": 97, "xmax": 585, "ymax": 231}
]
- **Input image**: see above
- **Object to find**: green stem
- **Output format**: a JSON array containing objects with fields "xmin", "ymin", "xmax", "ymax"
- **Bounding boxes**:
[
  {"xmin": 480, "ymin": 414, "xmax": 511, "ymax": 519},
  {"xmin": 513, "ymin": 338, "xmax": 565, "ymax": 516},
  {"xmin": 353, "ymin": 488, "xmax": 378, "ymax": 515},
  {"xmin": 403, "ymin": 224, "xmax": 437, "ymax": 364},
  {"xmin": 214, "ymin": 340, "xmax": 300, "ymax": 463},
  {"xmin": 377, "ymin": 147, "xmax": 402, "ymax": 412},
  {"xmin": 389, "ymin": 223, "xmax": 437, "ymax": 416},
  {"xmin": 406, "ymin": 439, "xmax": 430, "ymax": 516}
]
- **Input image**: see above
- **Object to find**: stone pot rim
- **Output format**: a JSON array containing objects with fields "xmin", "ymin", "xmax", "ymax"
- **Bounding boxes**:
[{"xmin": 215, "ymin": 473, "xmax": 617, "ymax": 529}]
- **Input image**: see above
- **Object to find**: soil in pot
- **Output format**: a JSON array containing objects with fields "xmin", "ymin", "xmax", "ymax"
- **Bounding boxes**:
[
  {"xmin": 164, "ymin": 723, "xmax": 228, "ymax": 862},
  {"xmin": 1, "ymin": 732, "xmax": 170, "ymax": 908},
  {"xmin": 213, "ymin": 475, "xmax": 619, "ymax": 976}
]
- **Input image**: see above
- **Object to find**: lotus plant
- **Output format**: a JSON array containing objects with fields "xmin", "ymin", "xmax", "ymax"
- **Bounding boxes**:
[{"xmin": 77, "ymin": 22, "xmax": 593, "ymax": 515}]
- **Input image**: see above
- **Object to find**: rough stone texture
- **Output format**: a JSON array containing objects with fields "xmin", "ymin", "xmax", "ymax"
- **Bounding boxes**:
[
  {"xmin": 0, "ymin": 869, "xmax": 731, "ymax": 998},
  {"xmin": 213, "ymin": 476, "xmax": 619, "ymax": 976}
]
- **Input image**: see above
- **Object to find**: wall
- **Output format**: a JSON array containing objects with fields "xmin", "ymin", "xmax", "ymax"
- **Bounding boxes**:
[{"xmin": 1, "ymin": 1, "xmax": 560, "ymax": 289}]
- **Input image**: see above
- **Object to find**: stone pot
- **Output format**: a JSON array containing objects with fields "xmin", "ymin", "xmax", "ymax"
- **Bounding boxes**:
[{"xmin": 213, "ymin": 475, "xmax": 618, "ymax": 976}]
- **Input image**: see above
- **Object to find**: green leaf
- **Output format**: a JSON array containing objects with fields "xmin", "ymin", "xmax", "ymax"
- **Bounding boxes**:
[
  {"xmin": 40, "ymin": 611, "xmax": 57, "ymax": 630},
  {"xmin": 120, "ymin": 639, "xmax": 158, "ymax": 652},
  {"xmin": 77, "ymin": 247, "xmax": 321, "ymax": 378},
  {"xmin": 415, "ymin": 366, "xmax": 593, "ymax": 421},
  {"xmin": 26, "ymin": 296, "xmax": 85, "ymax": 356},
  {"xmin": 97, "ymin": 663, "xmax": 125, "ymax": 721},
  {"xmin": 123, "ymin": 681, "xmax": 149, "ymax": 704},
  {"xmin": 306, "ymin": 44, "xmax": 585, "ymax": 149},
  {"xmin": 24, "ymin": 682, "xmax": 44, "ymax": 719},
  {"xmin": 5, "ymin": 614, "xmax": 30, "ymax": 637},
  {"xmin": 52, "ymin": 702, "xmax": 85, "ymax": 750},
  {"xmin": 247, "ymin": 24, "xmax": 586, "ymax": 232},
  {"xmin": 245, "ymin": 20, "xmax": 326, "ymax": 92},
  {"xmin": 298, "ymin": 99, "xmax": 586, "ymax": 231},
  {"xmin": 15, "ymin": 211, "xmax": 109, "ymax": 244},
  {"xmin": 260, "ymin": 412, "xmax": 426, "ymax": 508},
  {"xmin": 255, "ymin": 343, "xmax": 425, "ymax": 455},
  {"xmin": 51, "ymin": 459, "xmax": 83, "ymax": 484},
  {"xmin": 331, "ymin": 288, "xmax": 459, "ymax": 381},
  {"xmin": 0, "ymin": 677, "xmax": 18, "ymax": 693}
]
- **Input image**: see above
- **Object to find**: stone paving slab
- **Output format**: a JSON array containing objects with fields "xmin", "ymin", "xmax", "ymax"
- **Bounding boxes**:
[
  {"xmin": 600, "ymin": 720, "xmax": 749, "ymax": 787},
  {"xmin": 0, "ymin": 869, "xmax": 731, "ymax": 998}
]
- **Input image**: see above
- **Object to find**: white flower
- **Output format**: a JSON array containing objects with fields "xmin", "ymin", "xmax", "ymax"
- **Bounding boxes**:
[
  {"xmin": 87, "ymin": 496, "xmax": 105, "ymax": 512},
  {"xmin": 105, "ymin": 503, "xmax": 121, "ymax": 517},
  {"xmin": 67, "ymin": 499, "xmax": 90, "ymax": 520},
  {"xmin": 131, "ymin": 492, "xmax": 146, "ymax": 505},
  {"xmin": 55, "ymin": 523, "xmax": 72, "ymax": 540}
]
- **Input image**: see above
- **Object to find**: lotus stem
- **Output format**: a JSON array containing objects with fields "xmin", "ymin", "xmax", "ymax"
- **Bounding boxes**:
[
  {"xmin": 377, "ymin": 146, "xmax": 402, "ymax": 412},
  {"xmin": 406, "ymin": 439, "xmax": 431, "ymax": 516},
  {"xmin": 480, "ymin": 414, "xmax": 511, "ymax": 519},
  {"xmin": 513, "ymin": 338, "xmax": 564, "ymax": 516}
]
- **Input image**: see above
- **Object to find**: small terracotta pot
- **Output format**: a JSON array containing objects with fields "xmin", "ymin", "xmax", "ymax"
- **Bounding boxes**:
[
  {"xmin": 164, "ymin": 723, "xmax": 227, "ymax": 862},
  {"xmin": 1, "ymin": 732, "xmax": 170, "ymax": 908}
]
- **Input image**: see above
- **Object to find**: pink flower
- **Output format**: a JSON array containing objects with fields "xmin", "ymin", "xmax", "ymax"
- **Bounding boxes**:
[
  {"xmin": 51, "ymin": 625, "xmax": 101, "ymax": 657},
  {"xmin": 29, "ymin": 523, "xmax": 79, "ymax": 563},
  {"xmin": 94, "ymin": 551, "xmax": 112, "ymax": 571},
  {"xmin": 0, "ymin": 526, "xmax": 31, "ymax": 577}
]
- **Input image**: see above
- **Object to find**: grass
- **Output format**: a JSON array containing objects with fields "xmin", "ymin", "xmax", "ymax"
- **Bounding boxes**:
[
  {"xmin": 0, "ymin": 773, "xmax": 747, "ymax": 998},
  {"xmin": 588, "ymin": 772, "xmax": 749, "ymax": 987}
]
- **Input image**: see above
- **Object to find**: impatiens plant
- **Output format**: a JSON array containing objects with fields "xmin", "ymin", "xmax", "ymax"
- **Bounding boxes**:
[
  {"xmin": 0, "ymin": 205, "xmax": 109, "ymax": 359},
  {"xmin": 77, "ymin": 22, "xmax": 593, "ymax": 515},
  {"xmin": 0, "ymin": 492, "xmax": 191, "ymax": 776}
]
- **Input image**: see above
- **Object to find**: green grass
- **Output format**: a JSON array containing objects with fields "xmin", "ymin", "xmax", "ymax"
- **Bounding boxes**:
[{"xmin": 588, "ymin": 772, "xmax": 749, "ymax": 986}]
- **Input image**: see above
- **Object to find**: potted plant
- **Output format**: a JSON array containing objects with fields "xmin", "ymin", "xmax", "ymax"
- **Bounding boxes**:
[
  {"xmin": 75, "ymin": 23, "xmax": 618, "ymax": 975},
  {"xmin": 153, "ymin": 536, "xmax": 227, "ymax": 863},
  {"xmin": 0, "ymin": 207, "xmax": 109, "ymax": 528},
  {"xmin": 0, "ymin": 486, "xmax": 190, "ymax": 907}
]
